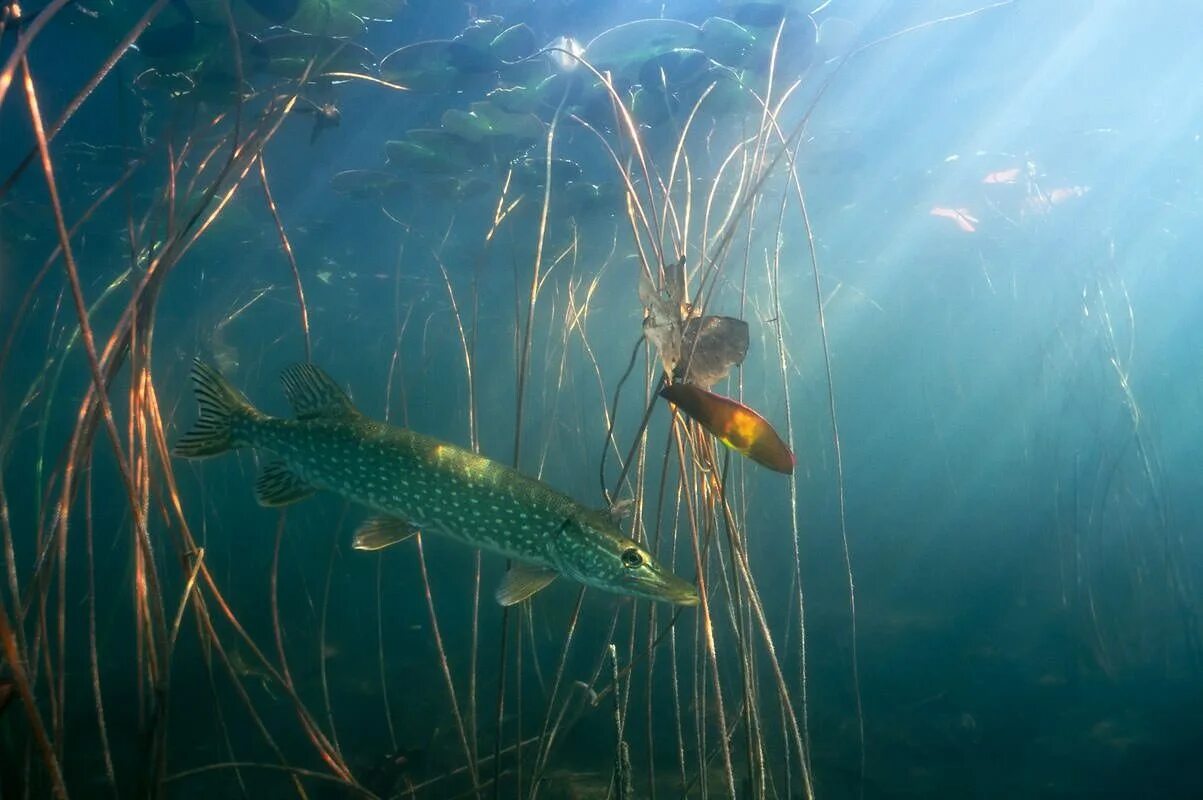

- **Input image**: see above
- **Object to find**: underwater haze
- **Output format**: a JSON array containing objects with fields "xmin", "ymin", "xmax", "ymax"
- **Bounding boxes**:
[{"xmin": 2, "ymin": 0, "xmax": 1202, "ymax": 798}]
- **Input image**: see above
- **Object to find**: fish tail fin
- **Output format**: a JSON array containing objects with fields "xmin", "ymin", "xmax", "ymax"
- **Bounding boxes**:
[{"xmin": 174, "ymin": 359, "xmax": 260, "ymax": 458}]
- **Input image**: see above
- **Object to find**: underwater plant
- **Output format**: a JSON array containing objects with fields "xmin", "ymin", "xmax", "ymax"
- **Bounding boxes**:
[{"xmin": 2, "ymin": 2, "xmax": 1199, "ymax": 800}]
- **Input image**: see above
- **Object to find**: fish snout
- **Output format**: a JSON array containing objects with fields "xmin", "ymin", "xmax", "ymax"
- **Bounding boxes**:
[
  {"xmin": 674, "ymin": 582, "xmax": 701, "ymax": 606},
  {"xmin": 647, "ymin": 569, "xmax": 700, "ymax": 606}
]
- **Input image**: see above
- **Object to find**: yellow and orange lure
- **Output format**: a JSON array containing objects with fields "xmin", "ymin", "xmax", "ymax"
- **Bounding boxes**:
[{"xmin": 659, "ymin": 382, "xmax": 795, "ymax": 474}]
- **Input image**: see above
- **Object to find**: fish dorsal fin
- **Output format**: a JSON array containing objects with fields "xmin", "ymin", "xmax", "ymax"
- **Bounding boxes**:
[
  {"xmin": 495, "ymin": 563, "xmax": 557, "ymax": 606},
  {"xmin": 352, "ymin": 515, "xmax": 419, "ymax": 551},
  {"xmin": 608, "ymin": 498, "xmax": 635, "ymax": 523},
  {"xmin": 255, "ymin": 461, "xmax": 315, "ymax": 506},
  {"xmin": 280, "ymin": 364, "xmax": 356, "ymax": 420}
]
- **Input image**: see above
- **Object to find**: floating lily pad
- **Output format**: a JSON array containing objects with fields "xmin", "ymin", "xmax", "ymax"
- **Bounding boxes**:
[
  {"xmin": 380, "ymin": 38, "xmax": 504, "ymax": 92},
  {"xmin": 345, "ymin": 0, "xmax": 406, "ymax": 21},
  {"xmin": 423, "ymin": 175, "xmax": 494, "ymax": 200},
  {"xmin": 512, "ymin": 155, "xmax": 582, "ymax": 189},
  {"xmin": 136, "ymin": 18, "xmax": 200, "ymax": 61},
  {"xmin": 380, "ymin": 17, "xmax": 527, "ymax": 85},
  {"xmin": 459, "ymin": 176, "xmax": 495, "ymax": 197},
  {"xmin": 731, "ymin": 2, "xmax": 790, "ymax": 28},
  {"xmin": 533, "ymin": 72, "xmax": 590, "ymax": 108},
  {"xmin": 385, "ymin": 139, "xmax": 473, "ymax": 175},
  {"xmin": 331, "ymin": 169, "xmax": 405, "ymax": 197},
  {"xmin": 631, "ymin": 56, "xmax": 752, "ymax": 122},
  {"xmin": 439, "ymin": 16, "xmax": 507, "ymax": 73},
  {"xmin": 490, "ymin": 23, "xmax": 537, "ymax": 62},
  {"xmin": 242, "ymin": 0, "xmax": 301, "ymax": 24},
  {"xmin": 137, "ymin": 8, "xmax": 261, "ymax": 70},
  {"xmin": 137, "ymin": 17, "xmax": 268, "ymax": 82},
  {"xmin": 530, "ymin": 72, "xmax": 617, "ymax": 129},
  {"xmin": 639, "ymin": 48, "xmax": 711, "ymax": 92},
  {"xmin": 681, "ymin": 63, "xmax": 755, "ymax": 118},
  {"xmin": 241, "ymin": 0, "xmax": 365, "ymax": 37},
  {"xmin": 190, "ymin": 65, "xmax": 252, "ymax": 105},
  {"xmin": 486, "ymin": 84, "xmax": 542, "ymax": 114},
  {"xmin": 257, "ymin": 33, "xmax": 377, "ymax": 77},
  {"xmin": 676, "ymin": 316, "xmax": 749, "ymax": 387},
  {"xmin": 699, "ymin": 17, "xmax": 757, "ymax": 68},
  {"xmin": 455, "ymin": 15, "xmax": 506, "ymax": 53},
  {"xmin": 182, "ymin": 0, "xmax": 365, "ymax": 37},
  {"xmin": 562, "ymin": 180, "xmax": 600, "ymax": 207},
  {"xmin": 133, "ymin": 68, "xmax": 196, "ymax": 97},
  {"xmin": 446, "ymin": 40, "xmax": 497, "ymax": 74},
  {"xmin": 443, "ymin": 101, "xmax": 545, "ymax": 143},
  {"xmin": 498, "ymin": 57, "xmax": 547, "ymax": 87},
  {"xmin": 406, "ymin": 128, "xmax": 492, "ymax": 168},
  {"xmin": 583, "ymin": 18, "xmax": 701, "ymax": 80},
  {"xmin": 742, "ymin": 10, "xmax": 817, "ymax": 74},
  {"xmin": 631, "ymin": 84, "xmax": 678, "ymax": 126},
  {"xmin": 380, "ymin": 40, "xmax": 460, "ymax": 92},
  {"xmin": 379, "ymin": 175, "xmax": 487, "ymax": 218}
]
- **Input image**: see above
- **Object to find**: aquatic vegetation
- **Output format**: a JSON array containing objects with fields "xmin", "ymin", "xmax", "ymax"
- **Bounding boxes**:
[
  {"xmin": 442, "ymin": 101, "xmax": 546, "ymax": 144},
  {"xmin": 386, "ymin": 138, "xmax": 474, "ymax": 174},
  {"xmin": 2, "ymin": 2, "xmax": 1200, "ymax": 799},
  {"xmin": 661, "ymin": 382, "xmax": 795, "ymax": 474},
  {"xmin": 0, "ymin": 1, "xmax": 896, "ymax": 796},
  {"xmin": 256, "ymin": 32, "xmax": 378, "ymax": 78},
  {"xmin": 330, "ymin": 168, "xmax": 405, "ymax": 197}
]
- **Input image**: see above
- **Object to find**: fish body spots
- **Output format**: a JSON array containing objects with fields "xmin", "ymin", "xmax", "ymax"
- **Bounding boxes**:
[{"xmin": 244, "ymin": 416, "xmax": 568, "ymax": 565}]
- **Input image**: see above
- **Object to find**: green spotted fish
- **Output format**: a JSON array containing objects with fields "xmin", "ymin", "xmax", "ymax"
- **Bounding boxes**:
[{"xmin": 174, "ymin": 360, "xmax": 698, "ymax": 606}]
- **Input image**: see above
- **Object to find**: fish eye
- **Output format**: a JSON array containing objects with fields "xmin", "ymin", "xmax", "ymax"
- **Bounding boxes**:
[{"xmin": 620, "ymin": 547, "xmax": 644, "ymax": 568}]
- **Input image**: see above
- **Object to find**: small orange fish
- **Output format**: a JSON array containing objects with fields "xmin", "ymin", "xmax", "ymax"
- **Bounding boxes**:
[
  {"xmin": 982, "ymin": 167, "xmax": 1021, "ymax": 184},
  {"xmin": 660, "ymin": 383, "xmax": 795, "ymax": 474},
  {"xmin": 930, "ymin": 206, "xmax": 979, "ymax": 233},
  {"xmin": 1023, "ymin": 185, "xmax": 1089, "ymax": 216},
  {"xmin": 1048, "ymin": 185, "xmax": 1089, "ymax": 204}
]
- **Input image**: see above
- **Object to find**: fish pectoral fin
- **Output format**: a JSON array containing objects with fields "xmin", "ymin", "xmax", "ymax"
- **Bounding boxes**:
[
  {"xmin": 352, "ymin": 515, "xmax": 419, "ymax": 551},
  {"xmin": 495, "ymin": 563, "xmax": 558, "ymax": 606},
  {"xmin": 279, "ymin": 363, "xmax": 358, "ymax": 420},
  {"xmin": 254, "ymin": 461, "xmax": 316, "ymax": 507}
]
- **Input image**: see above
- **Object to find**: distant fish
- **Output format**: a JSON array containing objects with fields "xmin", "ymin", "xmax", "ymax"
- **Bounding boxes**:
[
  {"xmin": 175, "ymin": 361, "xmax": 697, "ymax": 606},
  {"xmin": 930, "ymin": 206, "xmax": 979, "ymax": 233},
  {"xmin": 1023, "ymin": 185, "xmax": 1090, "ymax": 215},
  {"xmin": 1047, "ymin": 185, "xmax": 1089, "ymax": 204},
  {"xmin": 982, "ymin": 167, "xmax": 1021, "ymax": 184},
  {"xmin": 294, "ymin": 99, "xmax": 341, "ymax": 144},
  {"xmin": 659, "ymin": 382, "xmax": 795, "ymax": 474}
]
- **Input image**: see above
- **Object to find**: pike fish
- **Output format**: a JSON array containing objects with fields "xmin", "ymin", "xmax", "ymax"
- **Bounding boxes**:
[{"xmin": 174, "ymin": 360, "xmax": 698, "ymax": 606}]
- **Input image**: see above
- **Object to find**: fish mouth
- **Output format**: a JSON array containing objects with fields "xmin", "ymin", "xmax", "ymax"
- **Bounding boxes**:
[
  {"xmin": 630, "ymin": 570, "xmax": 699, "ymax": 606},
  {"xmin": 673, "ymin": 587, "xmax": 701, "ymax": 606}
]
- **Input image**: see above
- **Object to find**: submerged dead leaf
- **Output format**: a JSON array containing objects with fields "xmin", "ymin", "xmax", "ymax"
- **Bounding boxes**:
[
  {"xmin": 660, "ymin": 382, "xmax": 794, "ymax": 473},
  {"xmin": 676, "ymin": 315, "xmax": 748, "ymax": 387}
]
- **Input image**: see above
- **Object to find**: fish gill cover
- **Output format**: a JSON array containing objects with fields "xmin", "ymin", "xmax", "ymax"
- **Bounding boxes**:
[{"xmin": 1, "ymin": 1, "xmax": 1202, "ymax": 799}]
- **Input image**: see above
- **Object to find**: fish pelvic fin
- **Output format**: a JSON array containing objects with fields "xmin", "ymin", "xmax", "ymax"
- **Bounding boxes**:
[
  {"xmin": 495, "ymin": 563, "xmax": 557, "ymax": 606},
  {"xmin": 352, "ymin": 515, "xmax": 419, "ymax": 551},
  {"xmin": 174, "ymin": 359, "xmax": 260, "ymax": 458},
  {"xmin": 280, "ymin": 363, "xmax": 357, "ymax": 420}
]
